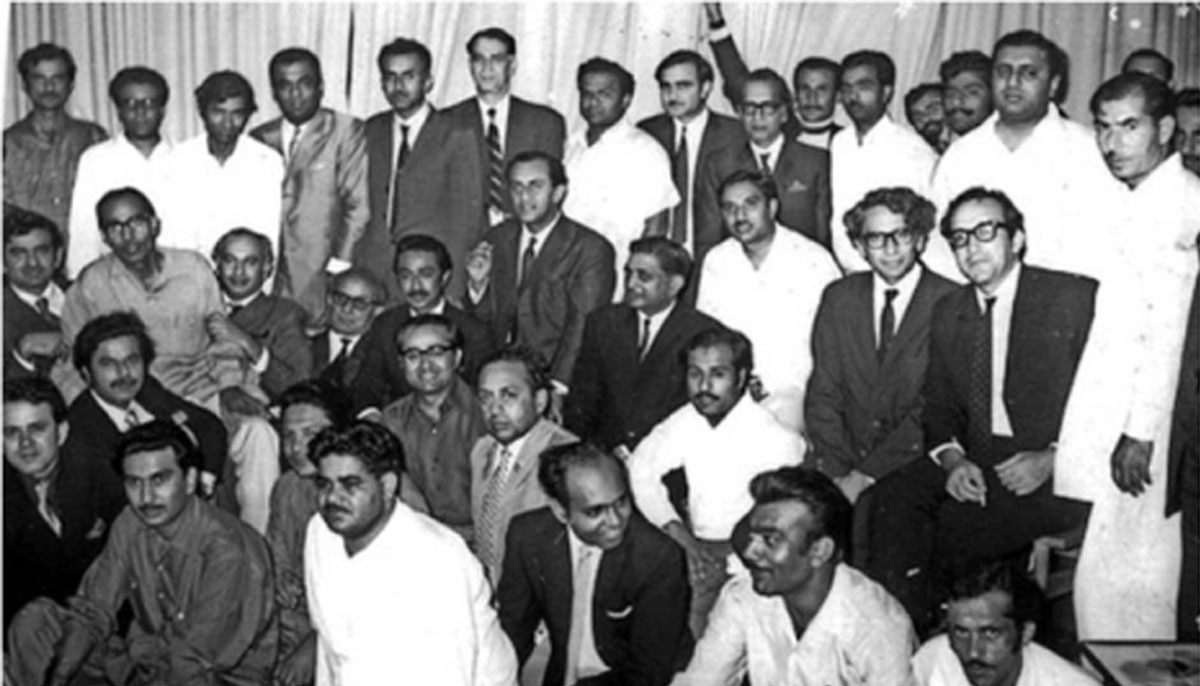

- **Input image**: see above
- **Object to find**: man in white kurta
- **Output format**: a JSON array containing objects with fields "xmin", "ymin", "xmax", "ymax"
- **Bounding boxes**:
[{"xmin": 1056, "ymin": 74, "xmax": 1200, "ymax": 641}]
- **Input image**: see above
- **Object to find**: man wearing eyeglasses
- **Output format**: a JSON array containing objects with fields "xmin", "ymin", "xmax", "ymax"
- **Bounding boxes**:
[
  {"xmin": 381, "ymin": 314, "xmax": 486, "ymax": 543},
  {"xmin": 309, "ymin": 267, "xmax": 385, "ymax": 390},
  {"xmin": 867, "ymin": 187, "xmax": 1095, "ymax": 631}
]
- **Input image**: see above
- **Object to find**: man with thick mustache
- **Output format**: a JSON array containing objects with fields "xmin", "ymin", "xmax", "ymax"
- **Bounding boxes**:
[{"xmin": 939, "ymin": 51, "xmax": 994, "ymax": 147}]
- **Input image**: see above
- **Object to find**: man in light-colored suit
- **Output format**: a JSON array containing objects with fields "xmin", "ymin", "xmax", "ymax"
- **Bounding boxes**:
[
  {"xmin": 251, "ymin": 47, "xmax": 368, "ymax": 323},
  {"xmin": 445, "ymin": 27, "xmax": 566, "ymax": 229},
  {"xmin": 471, "ymin": 345, "xmax": 577, "ymax": 583}
]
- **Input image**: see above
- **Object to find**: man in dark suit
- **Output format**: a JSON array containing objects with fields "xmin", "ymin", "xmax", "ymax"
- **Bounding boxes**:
[
  {"xmin": 359, "ymin": 37, "xmax": 483, "ymax": 302},
  {"xmin": 3, "ymin": 203, "xmax": 69, "ymax": 381},
  {"xmin": 444, "ymin": 27, "xmax": 566, "ymax": 229},
  {"xmin": 638, "ymin": 50, "xmax": 744, "ymax": 282},
  {"xmin": 498, "ymin": 442, "xmax": 691, "ymax": 686},
  {"xmin": 250, "ymin": 47, "xmax": 369, "ymax": 322},
  {"xmin": 4, "ymin": 378, "xmax": 124, "ymax": 628},
  {"xmin": 352, "ymin": 233, "xmax": 494, "ymax": 413},
  {"xmin": 309, "ymin": 267, "xmax": 385, "ymax": 391},
  {"xmin": 465, "ymin": 151, "xmax": 615, "ymax": 387},
  {"xmin": 565, "ymin": 237, "xmax": 722, "ymax": 454},
  {"xmin": 1168, "ymin": 264, "xmax": 1199, "ymax": 641},
  {"xmin": 867, "ymin": 188, "xmax": 1095, "ymax": 629},
  {"xmin": 699, "ymin": 69, "xmax": 831, "ymax": 253}
]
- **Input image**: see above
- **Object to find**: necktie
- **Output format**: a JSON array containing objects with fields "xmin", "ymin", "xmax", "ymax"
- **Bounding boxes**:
[
  {"xmin": 759, "ymin": 152, "xmax": 772, "ymax": 176},
  {"xmin": 564, "ymin": 546, "xmax": 600, "ymax": 686},
  {"xmin": 878, "ymin": 288, "xmax": 899, "ymax": 363},
  {"xmin": 287, "ymin": 125, "xmax": 302, "ymax": 163},
  {"xmin": 477, "ymin": 445, "xmax": 516, "ymax": 579},
  {"xmin": 486, "ymin": 108, "xmax": 506, "ymax": 214},
  {"xmin": 670, "ymin": 125, "xmax": 689, "ymax": 243},
  {"xmin": 519, "ymin": 235, "xmax": 538, "ymax": 290},
  {"xmin": 35, "ymin": 297, "xmax": 50, "ymax": 319},
  {"xmin": 967, "ymin": 297, "xmax": 996, "ymax": 453},
  {"xmin": 34, "ymin": 479, "xmax": 62, "ymax": 536},
  {"xmin": 388, "ymin": 124, "xmax": 411, "ymax": 227},
  {"xmin": 124, "ymin": 408, "xmax": 140, "ymax": 432},
  {"xmin": 637, "ymin": 316, "xmax": 652, "ymax": 360},
  {"xmin": 333, "ymin": 336, "xmax": 352, "ymax": 364}
]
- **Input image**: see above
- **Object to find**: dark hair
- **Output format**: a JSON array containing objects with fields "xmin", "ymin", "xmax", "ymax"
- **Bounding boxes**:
[
  {"xmin": 1179, "ymin": 88, "xmax": 1200, "ymax": 109},
  {"xmin": 538, "ymin": 441, "xmax": 628, "ymax": 509},
  {"xmin": 742, "ymin": 68, "xmax": 792, "ymax": 106},
  {"xmin": 993, "ymin": 30, "xmax": 1067, "ymax": 85},
  {"xmin": 4, "ymin": 202, "xmax": 63, "ymax": 250},
  {"xmin": 904, "ymin": 82, "xmax": 944, "ymax": 121},
  {"xmin": 629, "ymin": 236, "xmax": 693, "ymax": 285},
  {"xmin": 945, "ymin": 559, "xmax": 1047, "ymax": 628},
  {"xmin": 269, "ymin": 47, "xmax": 323, "ymax": 85},
  {"xmin": 681, "ymin": 326, "xmax": 753, "ymax": 375},
  {"xmin": 844, "ymin": 187, "xmax": 937, "ymax": 242},
  {"xmin": 841, "ymin": 50, "xmax": 896, "ymax": 88},
  {"xmin": 655, "ymin": 49, "xmax": 714, "ymax": 85},
  {"xmin": 394, "ymin": 233, "xmax": 453, "ymax": 275},
  {"xmin": 940, "ymin": 186, "xmax": 1026, "ymax": 240},
  {"xmin": 114, "ymin": 419, "xmax": 201, "ymax": 475},
  {"xmin": 212, "ymin": 227, "xmax": 274, "ymax": 264},
  {"xmin": 749, "ymin": 466, "xmax": 852, "ymax": 554},
  {"xmin": 4, "ymin": 377, "xmax": 67, "ymax": 422},
  {"xmin": 939, "ymin": 50, "xmax": 992, "ymax": 85},
  {"xmin": 1090, "ymin": 71, "xmax": 1176, "ymax": 123},
  {"xmin": 310, "ymin": 420, "xmax": 405, "ymax": 476},
  {"xmin": 108, "ymin": 66, "xmax": 170, "ymax": 106},
  {"xmin": 377, "ymin": 37, "xmax": 432, "ymax": 76},
  {"xmin": 718, "ymin": 168, "xmax": 779, "ymax": 205},
  {"xmin": 194, "ymin": 70, "xmax": 257, "ymax": 114},
  {"xmin": 329, "ymin": 267, "xmax": 385, "ymax": 304},
  {"xmin": 1122, "ymin": 48, "xmax": 1174, "ymax": 83},
  {"xmin": 467, "ymin": 27, "xmax": 516, "ymax": 57},
  {"xmin": 18, "ymin": 43, "xmax": 76, "ymax": 82},
  {"xmin": 396, "ymin": 313, "xmax": 465, "ymax": 354},
  {"xmin": 479, "ymin": 344, "xmax": 552, "ymax": 394},
  {"xmin": 506, "ymin": 150, "xmax": 568, "ymax": 188},
  {"xmin": 577, "ymin": 57, "xmax": 635, "ymax": 97},
  {"xmin": 73, "ymin": 311, "xmax": 156, "ymax": 373},
  {"xmin": 95, "ymin": 187, "xmax": 157, "ymax": 231},
  {"xmin": 793, "ymin": 57, "xmax": 841, "ymax": 90},
  {"xmin": 277, "ymin": 379, "xmax": 353, "ymax": 429}
]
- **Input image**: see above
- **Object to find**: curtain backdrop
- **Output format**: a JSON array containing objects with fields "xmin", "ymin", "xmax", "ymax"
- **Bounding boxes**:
[{"xmin": 6, "ymin": 2, "xmax": 1199, "ymax": 142}]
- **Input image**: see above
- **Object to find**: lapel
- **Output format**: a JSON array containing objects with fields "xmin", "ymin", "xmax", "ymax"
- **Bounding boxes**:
[
  {"xmin": 697, "ymin": 113, "xmax": 726, "ymax": 162},
  {"xmin": 311, "ymin": 333, "xmax": 331, "ymax": 368},
  {"xmin": 408, "ymin": 105, "xmax": 442, "ymax": 166},
  {"xmin": 639, "ymin": 304, "xmax": 679, "ymax": 367},
  {"xmin": 592, "ymin": 529, "xmax": 630, "ymax": 613},
  {"xmin": 543, "ymin": 523, "xmax": 574, "ymax": 614},
  {"xmin": 521, "ymin": 218, "xmax": 575, "ymax": 294},
  {"xmin": 774, "ymin": 138, "xmax": 800, "ymax": 186},
  {"xmin": 289, "ymin": 109, "xmax": 334, "ymax": 173},
  {"xmin": 255, "ymin": 119, "xmax": 284, "ymax": 153},
  {"xmin": 4, "ymin": 283, "xmax": 60, "ymax": 328},
  {"xmin": 367, "ymin": 112, "xmax": 395, "ymax": 209},
  {"xmin": 505, "ymin": 98, "xmax": 530, "ymax": 163},
  {"xmin": 1005, "ymin": 269, "xmax": 1035, "ymax": 402},
  {"xmin": 504, "ymin": 420, "xmax": 554, "ymax": 501},
  {"xmin": 879, "ymin": 270, "xmax": 934, "ymax": 368},
  {"xmin": 846, "ymin": 275, "xmax": 880, "ymax": 372}
]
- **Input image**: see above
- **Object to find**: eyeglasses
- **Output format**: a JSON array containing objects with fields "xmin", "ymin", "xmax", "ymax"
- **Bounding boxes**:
[
  {"xmin": 738, "ymin": 100, "xmax": 785, "ymax": 117},
  {"xmin": 399, "ymin": 344, "xmax": 457, "ymax": 364},
  {"xmin": 328, "ymin": 290, "xmax": 380, "ymax": 313},
  {"xmin": 859, "ymin": 228, "xmax": 916, "ymax": 250},
  {"xmin": 117, "ymin": 97, "xmax": 163, "ymax": 112},
  {"xmin": 943, "ymin": 220, "xmax": 1007, "ymax": 250},
  {"xmin": 100, "ymin": 214, "xmax": 154, "ymax": 235}
]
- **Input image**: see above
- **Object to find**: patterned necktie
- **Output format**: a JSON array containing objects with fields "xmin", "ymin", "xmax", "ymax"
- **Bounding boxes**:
[
  {"xmin": 477, "ymin": 445, "xmax": 516, "ymax": 579},
  {"xmin": 486, "ymin": 108, "xmax": 506, "ymax": 214},
  {"xmin": 670, "ymin": 125, "xmax": 689, "ymax": 243},
  {"xmin": 967, "ymin": 297, "xmax": 996, "ymax": 453},
  {"xmin": 637, "ymin": 316, "xmax": 651, "ymax": 360},
  {"xmin": 388, "ymin": 124, "xmax": 411, "ymax": 227},
  {"xmin": 35, "ymin": 297, "xmax": 50, "ymax": 319},
  {"xmin": 564, "ymin": 545, "xmax": 600, "ymax": 686},
  {"xmin": 759, "ymin": 152, "xmax": 772, "ymax": 176},
  {"xmin": 34, "ymin": 479, "xmax": 62, "ymax": 536},
  {"xmin": 287, "ymin": 124, "xmax": 302, "ymax": 164},
  {"xmin": 878, "ymin": 288, "xmax": 899, "ymax": 363},
  {"xmin": 124, "ymin": 408, "xmax": 140, "ymax": 432}
]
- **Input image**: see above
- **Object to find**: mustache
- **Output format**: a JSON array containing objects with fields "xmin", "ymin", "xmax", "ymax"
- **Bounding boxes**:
[
  {"xmin": 692, "ymin": 392, "xmax": 720, "ymax": 404},
  {"xmin": 322, "ymin": 504, "xmax": 351, "ymax": 517},
  {"xmin": 406, "ymin": 289, "xmax": 430, "ymax": 299},
  {"xmin": 965, "ymin": 660, "xmax": 993, "ymax": 671},
  {"xmin": 137, "ymin": 505, "xmax": 165, "ymax": 517}
]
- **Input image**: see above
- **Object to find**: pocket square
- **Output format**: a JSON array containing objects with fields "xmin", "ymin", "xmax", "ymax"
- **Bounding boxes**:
[
  {"xmin": 605, "ymin": 605, "xmax": 634, "ymax": 620},
  {"xmin": 787, "ymin": 179, "xmax": 809, "ymax": 193},
  {"xmin": 85, "ymin": 518, "xmax": 107, "ymax": 540}
]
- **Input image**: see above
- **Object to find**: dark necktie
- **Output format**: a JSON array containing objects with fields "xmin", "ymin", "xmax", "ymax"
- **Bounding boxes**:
[
  {"xmin": 287, "ymin": 125, "xmax": 302, "ymax": 163},
  {"xmin": 389, "ymin": 124, "xmax": 411, "ymax": 227},
  {"xmin": 759, "ymin": 152, "xmax": 772, "ymax": 176},
  {"xmin": 35, "ymin": 297, "xmax": 51, "ymax": 319},
  {"xmin": 333, "ymin": 336, "xmax": 352, "ymax": 364},
  {"xmin": 670, "ymin": 125, "xmax": 689, "ymax": 243},
  {"xmin": 878, "ymin": 288, "xmax": 899, "ymax": 363},
  {"xmin": 637, "ymin": 316, "xmax": 651, "ymax": 360},
  {"xmin": 519, "ymin": 235, "xmax": 538, "ymax": 290},
  {"xmin": 967, "ymin": 297, "xmax": 997, "ymax": 453},
  {"xmin": 486, "ymin": 108, "xmax": 506, "ymax": 214}
]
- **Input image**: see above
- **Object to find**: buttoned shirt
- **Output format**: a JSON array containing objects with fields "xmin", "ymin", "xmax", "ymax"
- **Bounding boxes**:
[
  {"xmin": 671, "ymin": 564, "xmax": 918, "ymax": 686},
  {"xmin": 630, "ymin": 394, "xmax": 805, "ymax": 539},
  {"xmin": 872, "ymin": 266, "xmax": 922, "ymax": 344},
  {"xmin": 912, "ymin": 634, "xmax": 1097, "ymax": 686},
  {"xmin": 66, "ymin": 134, "xmax": 174, "ymax": 276},
  {"xmin": 3, "ymin": 113, "xmax": 107, "ymax": 237},
  {"xmin": 830, "ymin": 116, "xmax": 938, "ymax": 275}
]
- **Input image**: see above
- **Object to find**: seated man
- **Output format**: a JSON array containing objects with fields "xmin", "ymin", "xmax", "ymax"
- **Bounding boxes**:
[
  {"xmin": 3, "ymin": 204, "xmax": 70, "ymax": 383},
  {"xmin": 630, "ymin": 327, "xmax": 805, "ymax": 636},
  {"xmin": 499, "ymin": 442, "xmax": 692, "ymax": 686},
  {"xmin": 3, "ymin": 378, "xmax": 124, "ymax": 628},
  {"xmin": 309, "ymin": 267, "xmax": 385, "ymax": 391},
  {"xmin": 382, "ymin": 314, "xmax": 486, "ymax": 542},
  {"xmin": 671, "ymin": 466, "xmax": 916, "ymax": 685},
  {"xmin": 912, "ymin": 560, "xmax": 1097, "ymax": 685},
  {"xmin": 7, "ymin": 420, "xmax": 277, "ymax": 686},
  {"xmin": 305, "ymin": 421, "xmax": 517, "ymax": 685}
]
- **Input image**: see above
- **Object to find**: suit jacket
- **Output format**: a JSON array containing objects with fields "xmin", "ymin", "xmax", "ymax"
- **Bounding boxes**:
[
  {"xmin": 228, "ymin": 293, "xmax": 313, "ymax": 400},
  {"xmin": 924, "ymin": 266, "xmax": 1097, "ymax": 464},
  {"xmin": 3, "ymin": 282, "xmax": 61, "ymax": 379},
  {"xmin": 350, "ymin": 302, "xmax": 495, "ymax": 412},
  {"xmin": 3, "ymin": 449, "xmax": 124, "ymax": 627},
  {"xmin": 444, "ymin": 95, "xmax": 566, "ymax": 222},
  {"xmin": 309, "ymin": 331, "xmax": 369, "ymax": 391},
  {"xmin": 1167, "ymin": 271, "xmax": 1199, "ymax": 516},
  {"xmin": 498, "ymin": 508, "xmax": 693, "ymax": 686},
  {"xmin": 805, "ymin": 269, "xmax": 958, "ymax": 480},
  {"xmin": 251, "ymin": 109, "xmax": 369, "ymax": 321},
  {"xmin": 465, "ymin": 217, "xmax": 615, "ymax": 384},
  {"xmin": 564, "ymin": 302, "xmax": 723, "ymax": 451},
  {"xmin": 699, "ymin": 137, "xmax": 832, "ymax": 252},
  {"xmin": 360, "ymin": 108, "xmax": 484, "ymax": 301},
  {"xmin": 471, "ymin": 419, "xmax": 578, "ymax": 580}
]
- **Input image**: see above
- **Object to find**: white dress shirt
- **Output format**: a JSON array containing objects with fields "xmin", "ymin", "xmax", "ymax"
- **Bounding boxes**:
[
  {"xmin": 306, "ymin": 501, "xmax": 518, "ymax": 686},
  {"xmin": 912, "ymin": 634, "xmax": 1097, "ymax": 686},
  {"xmin": 638, "ymin": 301, "xmax": 676, "ymax": 356},
  {"xmin": 671, "ymin": 564, "xmax": 918, "ymax": 686},
  {"xmin": 567, "ymin": 528, "xmax": 609, "ymax": 680},
  {"xmin": 479, "ymin": 95, "xmax": 512, "ymax": 226},
  {"xmin": 749, "ymin": 135, "xmax": 785, "ymax": 174},
  {"xmin": 872, "ymin": 265, "xmax": 923, "ymax": 345},
  {"xmin": 630, "ymin": 394, "xmax": 805, "ymax": 540},
  {"xmin": 830, "ymin": 116, "xmax": 938, "ymax": 275}
]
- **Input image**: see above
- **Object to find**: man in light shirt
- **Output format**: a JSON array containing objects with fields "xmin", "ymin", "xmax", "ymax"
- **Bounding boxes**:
[
  {"xmin": 939, "ymin": 51, "xmax": 994, "ymax": 146},
  {"xmin": 630, "ymin": 327, "xmax": 805, "ymax": 636}
]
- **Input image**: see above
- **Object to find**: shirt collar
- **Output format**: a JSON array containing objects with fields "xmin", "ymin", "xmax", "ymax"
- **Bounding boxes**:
[
  {"xmin": 567, "ymin": 524, "xmax": 605, "ymax": 563},
  {"xmin": 975, "ymin": 261, "xmax": 1022, "ymax": 313},
  {"xmin": 10, "ymin": 281, "xmax": 64, "ymax": 311},
  {"xmin": 750, "ymin": 134, "xmax": 785, "ymax": 160},
  {"xmin": 328, "ymin": 330, "xmax": 363, "ymax": 353},
  {"xmin": 873, "ymin": 262, "xmax": 923, "ymax": 301},
  {"xmin": 409, "ymin": 299, "xmax": 447, "ymax": 318},
  {"xmin": 395, "ymin": 103, "xmax": 432, "ymax": 130},
  {"xmin": 90, "ymin": 389, "xmax": 151, "ymax": 429},
  {"xmin": 116, "ymin": 131, "xmax": 172, "ymax": 159},
  {"xmin": 224, "ymin": 292, "xmax": 262, "ymax": 310},
  {"xmin": 675, "ymin": 108, "xmax": 710, "ymax": 142},
  {"xmin": 640, "ymin": 300, "xmax": 676, "ymax": 329},
  {"xmin": 856, "ymin": 114, "xmax": 896, "ymax": 147},
  {"xmin": 477, "ymin": 94, "xmax": 511, "ymax": 124},
  {"xmin": 524, "ymin": 214, "xmax": 562, "ymax": 244}
]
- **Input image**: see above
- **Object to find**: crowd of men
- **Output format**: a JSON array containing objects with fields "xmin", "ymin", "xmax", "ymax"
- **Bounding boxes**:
[{"xmin": 3, "ymin": 4, "xmax": 1198, "ymax": 684}]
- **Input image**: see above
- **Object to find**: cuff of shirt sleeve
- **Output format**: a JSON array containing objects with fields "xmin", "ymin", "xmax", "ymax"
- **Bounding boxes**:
[
  {"xmin": 1122, "ymin": 408, "xmax": 1160, "ymax": 443},
  {"xmin": 12, "ymin": 351, "xmax": 38, "ymax": 373},
  {"xmin": 326, "ymin": 257, "xmax": 352, "ymax": 274},
  {"xmin": 929, "ymin": 438, "xmax": 964, "ymax": 466},
  {"xmin": 252, "ymin": 349, "xmax": 270, "ymax": 374},
  {"xmin": 708, "ymin": 25, "xmax": 731, "ymax": 42},
  {"xmin": 551, "ymin": 380, "xmax": 569, "ymax": 396},
  {"xmin": 467, "ymin": 282, "xmax": 488, "ymax": 304}
]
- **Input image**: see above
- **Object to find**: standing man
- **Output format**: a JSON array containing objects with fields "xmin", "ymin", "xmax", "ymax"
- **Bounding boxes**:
[
  {"xmin": 3, "ymin": 204, "xmax": 68, "ymax": 382},
  {"xmin": 830, "ymin": 50, "xmax": 941, "ymax": 275},
  {"xmin": 446, "ymin": 27, "xmax": 567, "ymax": 229},
  {"xmin": 361, "ymin": 37, "xmax": 483, "ymax": 301},
  {"xmin": 697, "ymin": 170, "xmax": 841, "ymax": 431},
  {"xmin": 564, "ymin": 57, "xmax": 679, "ymax": 281},
  {"xmin": 1175, "ymin": 88, "xmax": 1199, "ymax": 176},
  {"xmin": 638, "ymin": 49, "xmax": 745, "ymax": 275},
  {"xmin": 68, "ymin": 66, "xmax": 173, "ymax": 276},
  {"xmin": 305, "ymin": 421, "xmax": 518, "ymax": 685},
  {"xmin": 939, "ymin": 51, "xmax": 994, "ymax": 146},
  {"xmin": 499, "ymin": 442, "xmax": 692, "ymax": 686},
  {"xmin": 1122, "ymin": 48, "xmax": 1175, "ymax": 86},
  {"xmin": 905, "ymin": 83, "xmax": 948, "ymax": 153},
  {"xmin": 4, "ymin": 43, "xmax": 106, "ymax": 248},
  {"xmin": 251, "ymin": 47, "xmax": 369, "ymax": 322}
]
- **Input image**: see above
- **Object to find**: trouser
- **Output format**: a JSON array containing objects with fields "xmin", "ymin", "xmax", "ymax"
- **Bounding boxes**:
[
  {"xmin": 1179, "ymin": 446, "xmax": 1199, "ymax": 641},
  {"xmin": 689, "ymin": 539, "xmax": 733, "ymax": 640},
  {"xmin": 7, "ymin": 598, "xmax": 127, "ymax": 686}
]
